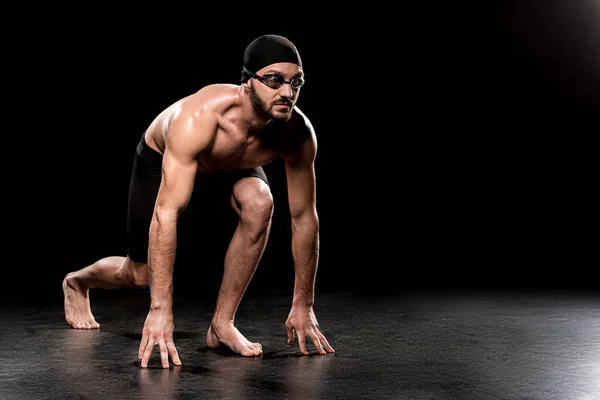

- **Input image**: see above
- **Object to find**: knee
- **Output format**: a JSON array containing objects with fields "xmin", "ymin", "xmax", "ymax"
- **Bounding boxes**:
[
  {"xmin": 120, "ymin": 259, "xmax": 149, "ymax": 287},
  {"xmin": 242, "ymin": 191, "xmax": 274, "ymax": 232},
  {"xmin": 235, "ymin": 182, "xmax": 274, "ymax": 235}
]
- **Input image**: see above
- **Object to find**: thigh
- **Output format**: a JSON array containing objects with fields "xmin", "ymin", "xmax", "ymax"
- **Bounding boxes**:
[
  {"xmin": 230, "ymin": 169, "xmax": 273, "ymax": 215},
  {"xmin": 232, "ymin": 166, "xmax": 269, "ymax": 188},
  {"xmin": 126, "ymin": 138, "xmax": 163, "ymax": 263},
  {"xmin": 230, "ymin": 165, "xmax": 269, "ymax": 195}
]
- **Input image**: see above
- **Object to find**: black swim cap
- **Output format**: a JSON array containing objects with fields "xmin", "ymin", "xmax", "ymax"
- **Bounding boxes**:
[{"xmin": 241, "ymin": 34, "xmax": 302, "ymax": 82}]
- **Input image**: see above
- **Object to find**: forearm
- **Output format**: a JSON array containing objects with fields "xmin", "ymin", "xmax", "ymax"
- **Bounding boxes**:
[
  {"xmin": 147, "ymin": 211, "xmax": 179, "ymax": 311},
  {"xmin": 290, "ymin": 215, "xmax": 319, "ymax": 307}
]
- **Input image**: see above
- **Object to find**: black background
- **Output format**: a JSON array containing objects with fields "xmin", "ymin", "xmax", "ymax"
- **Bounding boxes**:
[{"xmin": 6, "ymin": 1, "xmax": 599, "ymax": 302}]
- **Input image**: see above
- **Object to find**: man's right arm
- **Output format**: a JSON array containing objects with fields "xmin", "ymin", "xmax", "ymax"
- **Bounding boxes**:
[
  {"xmin": 147, "ymin": 108, "xmax": 215, "ymax": 311},
  {"xmin": 139, "ymin": 107, "xmax": 216, "ymax": 368}
]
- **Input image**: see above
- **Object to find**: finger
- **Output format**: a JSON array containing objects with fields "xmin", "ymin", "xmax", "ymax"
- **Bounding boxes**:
[
  {"xmin": 138, "ymin": 334, "xmax": 149, "ymax": 359},
  {"xmin": 297, "ymin": 332, "xmax": 309, "ymax": 355},
  {"xmin": 158, "ymin": 340, "xmax": 169, "ymax": 369},
  {"xmin": 309, "ymin": 331, "xmax": 326, "ymax": 355},
  {"xmin": 317, "ymin": 330, "xmax": 335, "ymax": 353},
  {"xmin": 141, "ymin": 340, "xmax": 155, "ymax": 368},
  {"xmin": 167, "ymin": 341, "xmax": 182, "ymax": 366},
  {"xmin": 286, "ymin": 323, "xmax": 294, "ymax": 344}
]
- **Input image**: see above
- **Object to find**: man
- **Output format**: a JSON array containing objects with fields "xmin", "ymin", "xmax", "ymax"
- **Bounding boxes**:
[{"xmin": 62, "ymin": 34, "xmax": 335, "ymax": 368}]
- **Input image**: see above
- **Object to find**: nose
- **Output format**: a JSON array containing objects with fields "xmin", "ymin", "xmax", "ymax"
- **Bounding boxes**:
[{"xmin": 279, "ymin": 82, "xmax": 294, "ymax": 98}]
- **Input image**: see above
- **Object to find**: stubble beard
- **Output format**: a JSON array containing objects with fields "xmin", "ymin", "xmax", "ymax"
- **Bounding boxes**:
[{"xmin": 249, "ymin": 80, "xmax": 292, "ymax": 122}]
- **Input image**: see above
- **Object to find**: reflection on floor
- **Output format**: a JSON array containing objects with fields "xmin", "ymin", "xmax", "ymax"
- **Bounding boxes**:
[{"xmin": 1, "ymin": 288, "xmax": 599, "ymax": 400}]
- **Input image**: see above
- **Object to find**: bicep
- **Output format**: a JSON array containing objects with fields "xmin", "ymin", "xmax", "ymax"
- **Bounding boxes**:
[
  {"xmin": 155, "ymin": 146, "xmax": 198, "ymax": 215},
  {"xmin": 154, "ymin": 110, "xmax": 214, "ymax": 215}
]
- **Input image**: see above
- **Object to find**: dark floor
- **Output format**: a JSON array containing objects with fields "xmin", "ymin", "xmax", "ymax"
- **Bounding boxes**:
[{"xmin": 1, "ymin": 287, "xmax": 599, "ymax": 400}]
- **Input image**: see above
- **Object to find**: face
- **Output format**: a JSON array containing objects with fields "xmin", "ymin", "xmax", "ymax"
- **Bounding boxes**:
[{"xmin": 247, "ymin": 62, "xmax": 304, "ymax": 121}]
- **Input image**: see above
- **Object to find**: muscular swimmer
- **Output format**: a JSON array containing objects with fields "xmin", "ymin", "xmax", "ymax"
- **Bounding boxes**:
[{"xmin": 62, "ymin": 34, "xmax": 335, "ymax": 368}]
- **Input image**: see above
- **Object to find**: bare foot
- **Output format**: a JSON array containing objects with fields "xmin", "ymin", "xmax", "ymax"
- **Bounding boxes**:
[
  {"xmin": 63, "ymin": 273, "xmax": 100, "ymax": 329},
  {"xmin": 206, "ymin": 323, "xmax": 262, "ymax": 356}
]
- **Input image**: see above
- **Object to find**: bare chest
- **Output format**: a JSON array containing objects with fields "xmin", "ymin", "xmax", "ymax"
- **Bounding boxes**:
[{"xmin": 197, "ymin": 129, "xmax": 283, "ymax": 172}]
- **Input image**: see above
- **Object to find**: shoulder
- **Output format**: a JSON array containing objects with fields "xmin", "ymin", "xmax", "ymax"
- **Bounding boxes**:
[
  {"xmin": 167, "ymin": 84, "xmax": 240, "ymax": 151},
  {"xmin": 283, "ymin": 106, "xmax": 317, "ymax": 161},
  {"xmin": 178, "ymin": 84, "xmax": 240, "ymax": 121},
  {"xmin": 290, "ymin": 106, "xmax": 315, "ymax": 133},
  {"xmin": 287, "ymin": 106, "xmax": 317, "ymax": 145},
  {"xmin": 172, "ymin": 84, "xmax": 240, "ymax": 133}
]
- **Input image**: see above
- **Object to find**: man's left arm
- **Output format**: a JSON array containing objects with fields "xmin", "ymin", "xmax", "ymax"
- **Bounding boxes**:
[{"xmin": 284, "ymin": 119, "xmax": 335, "ymax": 355}]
